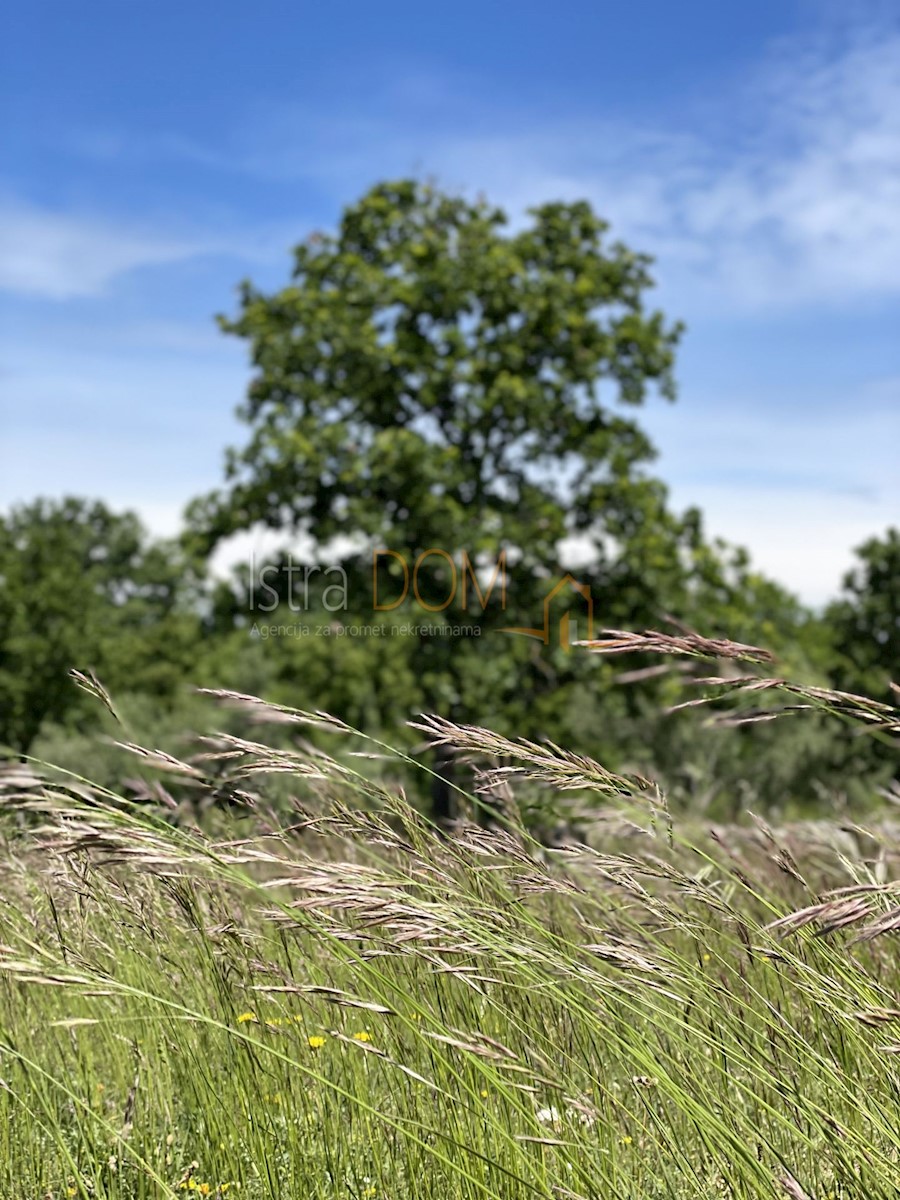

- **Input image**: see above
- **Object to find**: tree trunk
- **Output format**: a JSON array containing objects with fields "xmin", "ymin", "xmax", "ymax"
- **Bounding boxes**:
[{"xmin": 430, "ymin": 741, "xmax": 457, "ymax": 828}]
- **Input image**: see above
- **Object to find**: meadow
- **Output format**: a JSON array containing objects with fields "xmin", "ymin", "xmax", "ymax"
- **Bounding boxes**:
[{"xmin": 1, "ymin": 639, "xmax": 898, "ymax": 1200}]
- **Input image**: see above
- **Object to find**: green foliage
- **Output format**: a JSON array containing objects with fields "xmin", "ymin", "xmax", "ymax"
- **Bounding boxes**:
[
  {"xmin": 188, "ymin": 177, "xmax": 835, "ymax": 687},
  {"xmin": 827, "ymin": 526, "xmax": 900, "ymax": 695},
  {"xmin": 192, "ymin": 178, "xmax": 831, "ymax": 802},
  {"xmin": 190, "ymin": 179, "xmax": 682, "ymax": 565},
  {"xmin": 187, "ymin": 179, "xmax": 700, "ymax": 710},
  {"xmin": 0, "ymin": 497, "xmax": 204, "ymax": 754}
]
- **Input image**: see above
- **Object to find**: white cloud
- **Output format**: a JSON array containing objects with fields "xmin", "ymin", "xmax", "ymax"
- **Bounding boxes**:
[
  {"xmin": 213, "ymin": 19, "xmax": 899, "ymax": 313},
  {"xmin": 417, "ymin": 24, "xmax": 900, "ymax": 311},
  {"xmin": 668, "ymin": 485, "xmax": 894, "ymax": 610},
  {"xmin": 44, "ymin": 17, "xmax": 900, "ymax": 311},
  {"xmin": 0, "ymin": 199, "xmax": 303, "ymax": 300},
  {"xmin": 0, "ymin": 201, "xmax": 212, "ymax": 299},
  {"xmin": 641, "ymin": 376, "xmax": 900, "ymax": 606},
  {"xmin": 675, "ymin": 30, "xmax": 900, "ymax": 306},
  {"xmin": 0, "ymin": 338, "xmax": 245, "ymax": 524}
]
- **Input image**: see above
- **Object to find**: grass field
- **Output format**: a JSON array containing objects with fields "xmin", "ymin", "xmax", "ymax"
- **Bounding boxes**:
[{"xmin": 1, "ymin": 660, "xmax": 898, "ymax": 1200}]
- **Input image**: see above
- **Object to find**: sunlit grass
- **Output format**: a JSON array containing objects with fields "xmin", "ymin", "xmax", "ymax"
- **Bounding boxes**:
[{"xmin": 0, "ymin": 668, "xmax": 897, "ymax": 1198}]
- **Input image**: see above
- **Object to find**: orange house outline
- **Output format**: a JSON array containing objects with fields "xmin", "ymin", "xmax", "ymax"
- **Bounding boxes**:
[{"xmin": 500, "ymin": 574, "xmax": 594, "ymax": 652}]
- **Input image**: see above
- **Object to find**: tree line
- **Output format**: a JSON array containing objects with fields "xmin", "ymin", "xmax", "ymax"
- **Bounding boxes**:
[{"xmin": 1, "ymin": 181, "xmax": 896, "ymax": 817}]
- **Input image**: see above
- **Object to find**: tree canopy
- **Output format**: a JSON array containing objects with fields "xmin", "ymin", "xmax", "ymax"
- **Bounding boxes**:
[{"xmin": 189, "ymin": 179, "xmax": 685, "ymax": 589}]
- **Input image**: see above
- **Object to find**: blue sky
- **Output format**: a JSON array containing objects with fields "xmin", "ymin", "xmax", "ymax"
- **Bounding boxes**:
[{"xmin": 1, "ymin": 0, "xmax": 898, "ymax": 605}]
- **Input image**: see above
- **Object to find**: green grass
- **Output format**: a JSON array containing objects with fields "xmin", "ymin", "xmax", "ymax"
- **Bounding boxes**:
[{"xmin": 0, "ymin": 678, "xmax": 898, "ymax": 1199}]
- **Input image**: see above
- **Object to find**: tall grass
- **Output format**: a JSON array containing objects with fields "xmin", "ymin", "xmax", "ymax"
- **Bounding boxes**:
[{"xmin": 0, "ymin": 644, "xmax": 898, "ymax": 1199}]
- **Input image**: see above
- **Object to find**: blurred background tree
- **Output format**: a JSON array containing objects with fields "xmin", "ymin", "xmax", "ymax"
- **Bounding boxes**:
[
  {"xmin": 826, "ymin": 527, "xmax": 900, "ymax": 696},
  {"xmin": 0, "ymin": 497, "xmax": 203, "ymax": 755},
  {"xmin": 187, "ymin": 179, "xmax": 693, "ymax": 814}
]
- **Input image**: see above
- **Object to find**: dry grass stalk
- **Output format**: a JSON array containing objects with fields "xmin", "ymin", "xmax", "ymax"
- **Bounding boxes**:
[
  {"xmin": 577, "ymin": 629, "xmax": 775, "ymax": 665},
  {"xmin": 410, "ymin": 714, "xmax": 650, "ymax": 796}
]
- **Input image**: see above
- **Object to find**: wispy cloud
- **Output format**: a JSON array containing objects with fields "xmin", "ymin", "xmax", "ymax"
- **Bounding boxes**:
[
  {"xmin": 675, "ymin": 24, "xmax": 900, "ymax": 306},
  {"xmin": 641, "ymin": 374, "xmax": 900, "ymax": 605},
  {"xmin": 418, "ymin": 24, "xmax": 900, "ymax": 310},
  {"xmin": 0, "ymin": 200, "xmax": 211, "ymax": 299},
  {"xmin": 117, "ymin": 15, "xmax": 898, "ymax": 314},
  {"xmin": 0, "ymin": 198, "xmax": 302, "ymax": 300},
  {"xmin": 47, "ymin": 15, "xmax": 900, "ymax": 312}
]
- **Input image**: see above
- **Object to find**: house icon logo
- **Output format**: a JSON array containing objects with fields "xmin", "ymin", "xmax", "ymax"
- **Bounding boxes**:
[{"xmin": 500, "ymin": 574, "xmax": 594, "ymax": 653}]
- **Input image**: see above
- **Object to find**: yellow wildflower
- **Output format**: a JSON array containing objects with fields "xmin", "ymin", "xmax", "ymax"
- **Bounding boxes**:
[
  {"xmin": 352, "ymin": 1031, "xmax": 371, "ymax": 1042},
  {"xmin": 308, "ymin": 1035, "xmax": 326, "ymax": 1049},
  {"xmin": 621, "ymin": 1134, "xmax": 633, "ymax": 1146},
  {"xmin": 236, "ymin": 1012, "xmax": 257, "ymax": 1024}
]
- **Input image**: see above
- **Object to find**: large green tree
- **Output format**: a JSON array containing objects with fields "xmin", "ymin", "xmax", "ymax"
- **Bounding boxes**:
[
  {"xmin": 189, "ymin": 180, "xmax": 695, "ymax": 813},
  {"xmin": 191, "ymin": 182, "xmax": 691, "ymax": 620},
  {"xmin": 190, "ymin": 180, "xmax": 682, "ymax": 562}
]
